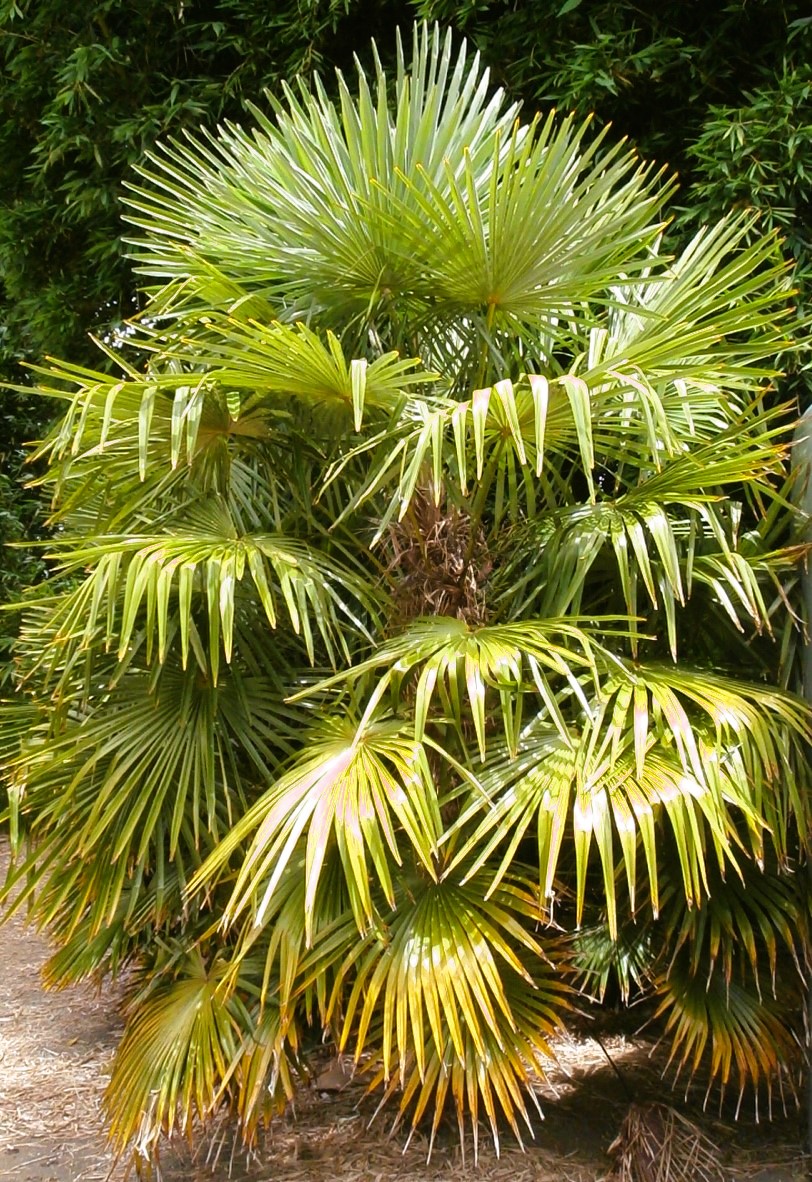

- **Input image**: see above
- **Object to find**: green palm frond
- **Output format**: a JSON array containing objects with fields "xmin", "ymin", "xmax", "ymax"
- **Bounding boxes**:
[
  {"xmin": 172, "ymin": 316, "xmax": 429, "ymax": 428},
  {"xmin": 105, "ymin": 952, "xmax": 240, "ymax": 1158},
  {"xmin": 582, "ymin": 217, "xmax": 793, "ymax": 394},
  {"xmin": 28, "ymin": 321, "xmax": 428, "ymax": 531},
  {"xmin": 446, "ymin": 666, "xmax": 810, "ymax": 934},
  {"xmin": 661, "ymin": 861, "xmax": 808, "ymax": 991},
  {"xmin": 326, "ymin": 373, "xmax": 597, "ymax": 533},
  {"xmin": 628, "ymin": 666, "xmax": 812, "ymax": 858},
  {"xmin": 196, "ymin": 716, "xmax": 443, "ymax": 940},
  {"xmin": 572, "ymin": 917, "xmax": 653, "ymax": 1004},
  {"xmin": 41, "ymin": 869, "xmax": 184, "ymax": 988},
  {"xmin": 126, "ymin": 26, "xmax": 520, "ymax": 304},
  {"xmin": 0, "ymin": 655, "xmax": 305, "ymax": 949},
  {"xmin": 126, "ymin": 25, "xmax": 666, "ymax": 339},
  {"xmin": 224, "ymin": 1000, "xmax": 300, "ymax": 1141},
  {"xmin": 39, "ymin": 501, "xmax": 375, "ymax": 679},
  {"xmin": 330, "ymin": 362, "xmax": 790, "ymax": 540},
  {"xmin": 297, "ymin": 615, "xmax": 608, "ymax": 757},
  {"xmin": 449, "ymin": 736, "xmax": 714, "ymax": 937}
]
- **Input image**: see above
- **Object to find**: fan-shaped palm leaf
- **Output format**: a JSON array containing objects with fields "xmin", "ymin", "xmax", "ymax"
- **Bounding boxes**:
[
  {"xmin": 105, "ymin": 951, "xmax": 240, "ymax": 1159},
  {"xmin": 201, "ymin": 719, "xmax": 442, "ymax": 941},
  {"xmin": 323, "ymin": 869, "xmax": 571, "ymax": 1158}
]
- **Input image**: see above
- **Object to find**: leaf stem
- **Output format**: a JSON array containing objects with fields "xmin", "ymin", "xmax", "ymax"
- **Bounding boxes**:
[{"xmin": 474, "ymin": 300, "xmax": 498, "ymax": 391}]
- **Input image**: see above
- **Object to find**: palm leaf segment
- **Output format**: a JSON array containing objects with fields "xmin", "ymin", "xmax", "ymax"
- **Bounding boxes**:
[{"xmin": 2, "ymin": 23, "xmax": 810, "ymax": 1165}]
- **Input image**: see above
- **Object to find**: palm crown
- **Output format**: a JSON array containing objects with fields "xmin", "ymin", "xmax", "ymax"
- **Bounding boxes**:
[{"xmin": 3, "ymin": 24, "xmax": 811, "ymax": 1167}]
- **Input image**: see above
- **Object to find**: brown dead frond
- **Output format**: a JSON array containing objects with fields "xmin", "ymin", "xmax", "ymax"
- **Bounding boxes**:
[
  {"xmin": 607, "ymin": 1103, "xmax": 725, "ymax": 1182},
  {"xmin": 385, "ymin": 485, "xmax": 492, "ymax": 625}
]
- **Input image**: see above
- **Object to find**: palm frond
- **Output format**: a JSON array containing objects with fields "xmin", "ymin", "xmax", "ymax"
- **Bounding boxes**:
[
  {"xmin": 295, "ymin": 614, "xmax": 609, "ymax": 757},
  {"xmin": 326, "ymin": 869, "xmax": 571, "ymax": 1159},
  {"xmin": 654, "ymin": 963, "xmax": 804, "ymax": 1112},
  {"xmin": 584, "ymin": 216, "xmax": 792, "ymax": 396},
  {"xmin": 126, "ymin": 24, "xmax": 668, "ymax": 347},
  {"xmin": 105, "ymin": 952, "xmax": 239, "ymax": 1158},
  {"xmin": 196, "ymin": 716, "xmax": 443, "ymax": 941},
  {"xmin": 0, "ymin": 655, "xmax": 305, "ymax": 956},
  {"xmin": 447, "ymin": 665, "xmax": 810, "ymax": 936},
  {"xmin": 39, "ymin": 499, "xmax": 374, "ymax": 678}
]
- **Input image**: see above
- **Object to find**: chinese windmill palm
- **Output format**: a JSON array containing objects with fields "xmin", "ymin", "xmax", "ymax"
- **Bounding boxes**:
[{"xmin": 2, "ymin": 23, "xmax": 810, "ymax": 1165}]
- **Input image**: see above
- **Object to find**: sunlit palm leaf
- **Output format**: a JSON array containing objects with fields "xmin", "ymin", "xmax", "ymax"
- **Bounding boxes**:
[
  {"xmin": 126, "ymin": 25, "xmax": 667, "ymax": 341},
  {"xmin": 448, "ymin": 668, "xmax": 810, "ymax": 935},
  {"xmin": 173, "ymin": 316, "xmax": 429, "ymax": 430},
  {"xmin": 583, "ymin": 218, "xmax": 792, "ymax": 393},
  {"xmin": 197, "ymin": 716, "xmax": 443, "ymax": 941}
]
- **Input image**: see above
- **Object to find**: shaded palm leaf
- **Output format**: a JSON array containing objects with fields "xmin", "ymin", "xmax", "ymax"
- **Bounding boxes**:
[
  {"xmin": 654, "ymin": 963, "xmax": 804, "ymax": 1112},
  {"xmin": 41, "ymin": 498, "xmax": 374, "ymax": 677},
  {"xmin": 105, "ymin": 952, "xmax": 240, "ymax": 1158}
]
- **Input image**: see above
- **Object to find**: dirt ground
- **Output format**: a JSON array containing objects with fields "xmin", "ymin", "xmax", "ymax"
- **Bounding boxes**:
[{"xmin": 1, "ymin": 838, "xmax": 810, "ymax": 1182}]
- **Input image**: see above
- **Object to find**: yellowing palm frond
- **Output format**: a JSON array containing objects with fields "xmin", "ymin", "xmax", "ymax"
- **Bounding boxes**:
[
  {"xmin": 654, "ymin": 964, "xmax": 804, "ymax": 1112},
  {"xmin": 328, "ymin": 871, "xmax": 571, "ymax": 1158}
]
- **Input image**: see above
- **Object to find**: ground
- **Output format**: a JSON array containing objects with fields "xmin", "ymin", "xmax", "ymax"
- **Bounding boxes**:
[{"xmin": 0, "ymin": 840, "xmax": 809, "ymax": 1182}]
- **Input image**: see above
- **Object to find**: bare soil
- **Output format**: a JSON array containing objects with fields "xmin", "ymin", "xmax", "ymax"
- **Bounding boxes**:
[{"xmin": 1, "ymin": 839, "xmax": 809, "ymax": 1182}]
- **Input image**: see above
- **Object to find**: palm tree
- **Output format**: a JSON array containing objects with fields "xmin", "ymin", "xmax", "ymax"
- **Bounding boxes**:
[{"xmin": 2, "ymin": 24, "xmax": 810, "ymax": 1168}]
